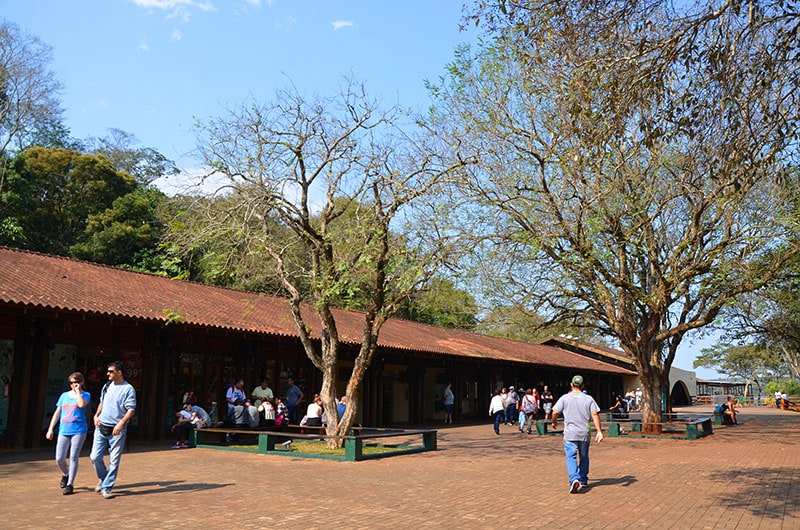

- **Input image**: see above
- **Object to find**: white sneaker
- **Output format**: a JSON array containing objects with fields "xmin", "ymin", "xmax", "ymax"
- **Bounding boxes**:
[
  {"xmin": 101, "ymin": 489, "xmax": 114, "ymax": 499},
  {"xmin": 94, "ymin": 480, "xmax": 103, "ymax": 492},
  {"xmin": 570, "ymin": 480, "xmax": 581, "ymax": 494}
]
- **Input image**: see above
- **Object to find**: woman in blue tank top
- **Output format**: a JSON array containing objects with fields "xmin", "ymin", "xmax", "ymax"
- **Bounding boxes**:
[{"xmin": 46, "ymin": 372, "xmax": 91, "ymax": 495}]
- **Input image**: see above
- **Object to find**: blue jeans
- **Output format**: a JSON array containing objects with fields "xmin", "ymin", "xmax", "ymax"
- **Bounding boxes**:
[
  {"xmin": 563, "ymin": 439, "xmax": 591, "ymax": 486},
  {"xmin": 493, "ymin": 411, "xmax": 504, "ymax": 434},
  {"xmin": 506, "ymin": 405, "xmax": 516, "ymax": 423},
  {"xmin": 90, "ymin": 427, "xmax": 127, "ymax": 492}
]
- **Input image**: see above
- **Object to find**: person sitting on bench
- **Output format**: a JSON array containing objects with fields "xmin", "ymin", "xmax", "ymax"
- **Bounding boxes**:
[{"xmin": 610, "ymin": 394, "xmax": 628, "ymax": 419}]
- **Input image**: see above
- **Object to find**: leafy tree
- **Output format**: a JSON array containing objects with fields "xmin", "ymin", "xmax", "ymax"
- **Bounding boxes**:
[
  {"xmin": 70, "ymin": 186, "xmax": 167, "ymax": 267},
  {"xmin": 721, "ymin": 246, "xmax": 800, "ymax": 381},
  {"xmin": 0, "ymin": 21, "xmax": 68, "ymax": 191},
  {"xmin": 162, "ymin": 192, "xmax": 297, "ymax": 292},
  {"xmin": 693, "ymin": 343, "xmax": 785, "ymax": 397},
  {"xmin": 190, "ymin": 79, "xmax": 471, "ymax": 446},
  {"xmin": 433, "ymin": 1, "xmax": 800, "ymax": 429},
  {"xmin": 397, "ymin": 277, "xmax": 478, "ymax": 330},
  {"xmin": 476, "ymin": 305, "xmax": 604, "ymax": 344},
  {"xmin": 1, "ymin": 147, "xmax": 136, "ymax": 254}
]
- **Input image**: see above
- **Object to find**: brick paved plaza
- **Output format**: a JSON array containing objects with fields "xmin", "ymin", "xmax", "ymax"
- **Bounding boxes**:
[{"xmin": 1, "ymin": 405, "xmax": 797, "ymax": 529}]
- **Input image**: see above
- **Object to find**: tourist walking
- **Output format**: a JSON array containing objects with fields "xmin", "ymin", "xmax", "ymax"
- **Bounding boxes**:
[
  {"xmin": 520, "ymin": 388, "xmax": 538, "ymax": 434},
  {"xmin": 489, "ymin": 390, "xmax": 506, "ymax": 435},
  {"xmin": 45, "ymin": 372, "xmax": 91, "ymax": 495},
  {"xmin": 551, "ymin": 375, "xmax": 603, "ymax": 493},
  {"xmin": 90, "ymin": 361, "xmax": 137, "ymax": 499}
]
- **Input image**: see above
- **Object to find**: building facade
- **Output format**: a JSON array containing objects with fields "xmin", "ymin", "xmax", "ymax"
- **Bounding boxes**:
[{"xmin": 0, "ymin": 247, "xmax": 636, "ymax": 449}]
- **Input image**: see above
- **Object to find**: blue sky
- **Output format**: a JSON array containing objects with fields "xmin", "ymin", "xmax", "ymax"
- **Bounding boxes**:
[
  {"xmin": 3, "ymin": 0, "xmax": 726, "ymax": 379},
  {"xmin": 4, "ymin": 0, "xmax": 473, "ymax": 168}
]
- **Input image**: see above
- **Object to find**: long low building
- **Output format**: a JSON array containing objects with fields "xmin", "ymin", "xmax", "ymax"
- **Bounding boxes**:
[{"xmin": 0, "ymin": 246, "xmax": 637, "ymax": 449}]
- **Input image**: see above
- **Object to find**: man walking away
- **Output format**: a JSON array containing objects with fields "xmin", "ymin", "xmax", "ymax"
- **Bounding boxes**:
[
  {"xmin": 551, "ymin": 375, "xmax": 603, "ymax": 494},
  {"xmin": 90, "ymin": 361, "xmax": 136, "ymax": 499}
]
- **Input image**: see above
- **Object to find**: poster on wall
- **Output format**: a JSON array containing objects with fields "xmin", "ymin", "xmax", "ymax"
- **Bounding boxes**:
[
  {"xmin": 42, "ymin": 344, "xmax": 78, "ymax": 431},
  {"xmin": 0, "ymin": 340, "xmax": 13, "ymax": 438},
  {"xmin": 120, "ymin": 351, "xmax": 142, "ymax": 391}
]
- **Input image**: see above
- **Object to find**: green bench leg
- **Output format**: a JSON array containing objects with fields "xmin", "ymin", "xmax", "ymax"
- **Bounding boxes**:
[
  {"xmin": 701, "ymin": 420, "xmax": 713, "ymax": 437},
  {"xmin": 686, "ymin": 423, "xmax": 699, "ymax": 440},
  {"xmin": 345, "ymin": 437, "xmax": 362, "ymax": 461},
  {"xmin": 423, "ymin": 431, "xmax": 437, "ymax": 450},
  {"xmin": 609, "ymin": 423, "xmax": 621, "ymax": 437}
]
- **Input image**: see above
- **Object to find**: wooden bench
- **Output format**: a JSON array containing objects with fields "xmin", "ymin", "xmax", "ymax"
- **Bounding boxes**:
[
  {"xmin": 189, "ymin": 426, "xmax": 436, "ymax": 461},
  {"xmin": 607, "ymin": 416, "xmax": 711, "ymax": 439}
]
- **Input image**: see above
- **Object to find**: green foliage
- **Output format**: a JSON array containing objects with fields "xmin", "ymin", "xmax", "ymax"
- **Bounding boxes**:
[
  {"xmin": 476, "ymin": 305, "xmax": 604, "ymax": 343},
  {"xmin": 162, "ymin": 308, "xmax": 185, "ymax": 325},
  {"xmin": 0, "ymin": 216, "xmax": 25, "ymax": 246},
  {"xmin": 70, "ymin": 186, "xmax": 167, "ymax": 266},
  {"xmin": 396, "ymin": 277, "xmax": 478, "ymax": 330},
  {"xmin": 765, "ymin": 380, "xmax": 800, "ymax": 395},
  {"xmin": 161, "ymin": 192, "xmax": 293, "ymax": 294},
  {"xmin": 694, "ymin": 343, "xmax": 785, "ymax": 385},
  {"xmin": 2, "ymin": 147, "xmax": 136, "ymax": 255}
]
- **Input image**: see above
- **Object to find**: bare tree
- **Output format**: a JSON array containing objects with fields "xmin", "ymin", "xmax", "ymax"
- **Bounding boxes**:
[
  {"xmin": 0, "ymin": 20, "xmax": 64, "ymax": 191},
  {"xmin": 433, "ymin": 1, "xmax": 800, "ymax": 430},
  {"xmin": 191, "ymin": 79, "xmax": 471, "ymax": 445}
]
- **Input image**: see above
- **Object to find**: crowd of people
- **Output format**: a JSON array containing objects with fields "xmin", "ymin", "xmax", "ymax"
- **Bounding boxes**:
[
  {"xmin": 487, "ymin": 384, "xmax": 558, "ymax": 435},
  {"xmin": 210, "ymin": 377, "xmax": 349, "ymax": 443}
]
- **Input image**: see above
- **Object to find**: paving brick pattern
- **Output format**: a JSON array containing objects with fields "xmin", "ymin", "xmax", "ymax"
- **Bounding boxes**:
[{"xmin": 1, "ymin": 406, "xmax": 797, "ymax": 529}]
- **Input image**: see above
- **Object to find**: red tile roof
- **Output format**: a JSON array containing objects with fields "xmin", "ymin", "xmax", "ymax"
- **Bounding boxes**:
[
  {"xmin": 541, "ymin": 336, "xmax": 636, "ymax": 364},
  {"xmin": 0, "ymin": 247, "xmax": 635, "ymax": 375}
]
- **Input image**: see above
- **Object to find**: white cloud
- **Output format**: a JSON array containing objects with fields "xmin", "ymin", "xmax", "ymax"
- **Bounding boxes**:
[
  {"xmin": 138, "ymin": 41, "xmax": 150, "ymax": 51},
  {"xmin": 152, "ymin": 167, "xmax": 232, "ymax": 197},
  {"xmin": 332, "ymin": 20, "xmax": 354, "ymax": 31},
  {"xmin": 130, "ymin": 0, "xmax": 214, "ymax": 10},
  {"xmin": 171, "ymin": 28, "xmax": 183, "ymax": 41},
  {"xmin": 275, "ymin": 16, "xmax": 296, "ymax": 32}
]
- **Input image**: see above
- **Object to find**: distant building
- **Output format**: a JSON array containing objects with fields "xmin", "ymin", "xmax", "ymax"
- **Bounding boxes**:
[{"xmin": 696, "ymin": 379, "xmax": 748, "ymax": 404}]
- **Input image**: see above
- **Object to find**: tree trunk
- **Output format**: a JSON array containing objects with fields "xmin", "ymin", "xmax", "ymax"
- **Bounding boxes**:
[{"xmin": 638, "ymin": 367, "xmax": 663, "ymax": 434}]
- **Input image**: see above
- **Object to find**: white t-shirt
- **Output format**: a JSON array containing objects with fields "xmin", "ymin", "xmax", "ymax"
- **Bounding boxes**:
[{"xmin": 306, "ymin": 402, "xmax": 323, "ymax": 419}]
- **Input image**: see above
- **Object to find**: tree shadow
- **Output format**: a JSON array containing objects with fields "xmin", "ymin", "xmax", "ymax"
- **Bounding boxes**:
[{"xmin": 706, "ymin": 467, "xmax": 798, "ymax": 520}]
